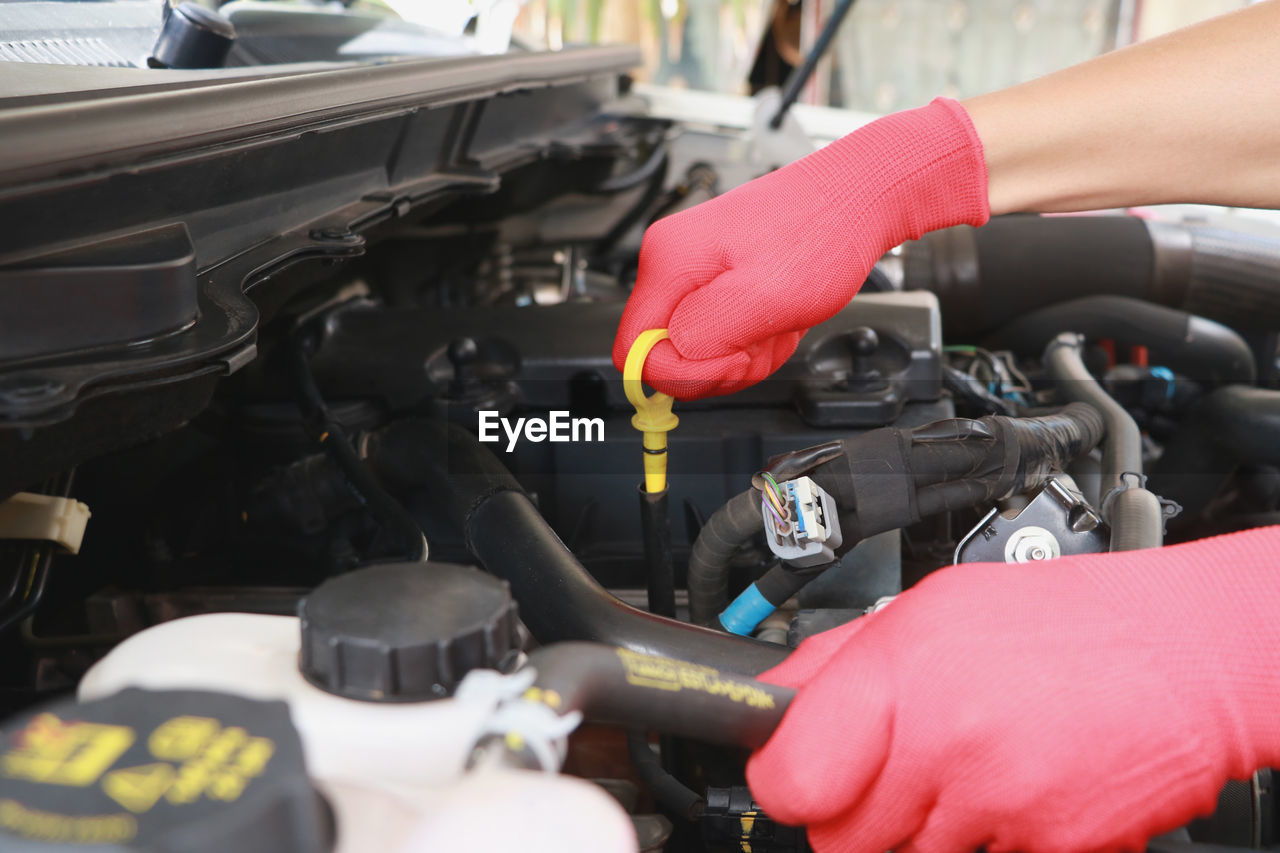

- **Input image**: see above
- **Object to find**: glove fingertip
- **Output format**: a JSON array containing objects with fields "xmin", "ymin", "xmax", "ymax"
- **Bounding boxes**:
[{"xmin": 756, "ymin": 616, "xmax": 872, "ymax": 689}]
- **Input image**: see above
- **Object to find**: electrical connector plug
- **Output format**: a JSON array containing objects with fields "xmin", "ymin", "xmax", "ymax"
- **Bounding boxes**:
[{"xmin": 760, "ymin": 476, "xmax": 843, "ymax": 568}]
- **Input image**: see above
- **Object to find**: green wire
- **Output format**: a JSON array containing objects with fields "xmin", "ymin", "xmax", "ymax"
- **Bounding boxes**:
[{"xmin": 761, "ymin": 472, "xmax": 788, "ymax": 519}]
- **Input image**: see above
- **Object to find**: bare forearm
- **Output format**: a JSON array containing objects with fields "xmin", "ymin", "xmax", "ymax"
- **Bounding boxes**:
[{"xmin": 964, "ymin": 1, "xmax": 1280, "ymax": 215}]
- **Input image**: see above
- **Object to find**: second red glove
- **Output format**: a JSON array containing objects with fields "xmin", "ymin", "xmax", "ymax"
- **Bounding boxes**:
[{"xmin": 747, "ymin": 525, "xmax": 1280, "ymax": 853}]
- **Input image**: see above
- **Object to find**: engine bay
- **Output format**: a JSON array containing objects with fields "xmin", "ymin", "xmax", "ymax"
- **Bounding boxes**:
[{"xmin": 2, "ymin": 43, "xmax": 1280, "ymax": 853}]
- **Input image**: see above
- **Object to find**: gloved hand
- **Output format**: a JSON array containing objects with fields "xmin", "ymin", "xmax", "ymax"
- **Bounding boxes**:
[
  {"xmin": 746, "ymin": 525, "xmax": 1280, "ymax": 853},
  {"xmin": 612, "ymin": 98, "xmax": 989, "ymax": 400}
]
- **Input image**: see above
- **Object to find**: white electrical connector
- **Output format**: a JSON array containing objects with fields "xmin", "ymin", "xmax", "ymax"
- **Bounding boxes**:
[
  {"xmin": 0, "ymin": 492, "xmax": 91, "ymax": 554},
  {"xmin": 760, "ymin": 475, "xmax": 843, "ymax": 568}
]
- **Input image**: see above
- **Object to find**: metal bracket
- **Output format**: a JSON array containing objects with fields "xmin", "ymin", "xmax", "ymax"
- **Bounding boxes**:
[{"xmin": 954, "ymin": 477, "xmax": 1108, "ymax": 565}]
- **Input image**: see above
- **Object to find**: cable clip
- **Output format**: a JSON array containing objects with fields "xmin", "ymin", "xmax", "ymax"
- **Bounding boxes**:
[
  {"xmin": 457, "ymin": 667, "xmax": 582, "ymax": 773},
  {"xmin": 623, "ymin": 329, "xmax": 679, "ymax": 494}
]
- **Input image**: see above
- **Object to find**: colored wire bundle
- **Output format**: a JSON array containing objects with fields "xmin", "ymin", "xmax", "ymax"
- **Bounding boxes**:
[
  {"xmin": 944, "ymin": 345, "xmax": 1033, "ymax": 403},
  {"xmin": 760, "ymin": 472, "xmax": 790, "ymax": 531}
]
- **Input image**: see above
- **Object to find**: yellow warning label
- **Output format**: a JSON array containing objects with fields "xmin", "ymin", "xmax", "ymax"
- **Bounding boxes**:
[
  {"xmin": 148, "ymin": 716, "xmax": 221, "ymax": 761},
  {"xmin": 111, "ymin": 718, "xmax": 275, "ymax": 813},
  {"xmin": 615, "ymin": 649, "xmax": 777, "ymax": 709},
  {"xmin": 0, "ymin": 798, "xmax": 136, "ymax": 843},
  {"xmin": 139, "ymin": 718, "xmax": 274, "ymax": 812},
  {"xmin": 1, "ymin": 712, "xmax": 277, "ymax": 819},
  {"xmin": 102, "ymin": 763, "xmax": 175, "ymax": 813},
  {"xmin": 166, "ymin": 725, "xmax": 246, "ymax": 805},
  {"xmin": 1, "ymin": 714, "xmax": 135, "ymax": 787}
]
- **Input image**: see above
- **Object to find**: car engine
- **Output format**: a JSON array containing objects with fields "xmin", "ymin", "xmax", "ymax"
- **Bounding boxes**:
[{"xmin": 2, "ymin": 33, "xmax": 1280, "ymax": 853}]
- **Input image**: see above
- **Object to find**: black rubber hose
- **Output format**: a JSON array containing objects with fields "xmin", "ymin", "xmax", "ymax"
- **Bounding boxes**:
[
  {"xmin": 627, "ymin": 731, "xmax": 705, "ymax": 821},
  {"xmin": 363, "ymin": 417, "xmax": 524, "ymax": 528},
  {"xmin": 362, "ymin": 419, "xmax": 789, "ymax": 675},
  {"xmin": 985, "ymin": 296, "xmax": 1256, "ymax": 386},
  {"xmin": 472, "ymin": 492, "xmax": 787, "ymax": 673},
  {"xmin": 526, "ymin": 642, "xmax": 793, "ymax": 749},
  {"xmin": 903, "ymin": 214, "xmax": 1280, "ymax": 335},
  {"xmin": 753, "ymin": 560, "xmax": 831, "ymax": 609},
  {"xmin": 1150, "ymin": 386, "xmax": 1280, "ymax": 520},
  {"xmin": 687, "ymin": 489, "xmax": 763, "ymax": 627},
  {"xmin": 1043, "ymin": 333, "xmax": 1164, "ymax": 550},
  {"xmin": 598, "ymin": 153, "xmax": 671, "ymax": 250},
  {"xmin": 1169, "ymin": 223, "xmax": 1280, "ymax": 333},
  {"xmin": 590, "ymin": 141, "xmax": 668, "ymax": 194},
  {"xmin": 1043, "ymin": 334, "xmax": 1143, "ymax": 501},
  {"xmin": 639, "ymin": 487, "xmax": 676, "ymax": 619},
  {"xmin": 291, "ymin": 339, "xmax": 428, "ymax": 562},
  {"xmin": 903, "ymin": 215, "xmax": 1156, "ymax": 337}
]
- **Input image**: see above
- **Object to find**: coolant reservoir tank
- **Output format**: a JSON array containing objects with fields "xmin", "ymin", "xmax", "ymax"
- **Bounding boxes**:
[
  {"xmin": 79, "ymin": 611, "xmax": 489, "ymax": 788},
  {"xmin": 78, "ymin": 563, "xmax": 636, "ymax": 853}
]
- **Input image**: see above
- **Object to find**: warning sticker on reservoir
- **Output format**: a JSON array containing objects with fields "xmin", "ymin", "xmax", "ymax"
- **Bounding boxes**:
[{"xmin": 0, "ymin": 688, "xmax": 313, "ymax": 849}]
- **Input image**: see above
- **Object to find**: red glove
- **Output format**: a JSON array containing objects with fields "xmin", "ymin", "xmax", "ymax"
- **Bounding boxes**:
[
  {"xmin": 612, "ymin": 98, "xmax": 989, "ymax": 400},
  {"xmin": 747, "ymin": 525, "xmax": 1280, "ymax": 853}
]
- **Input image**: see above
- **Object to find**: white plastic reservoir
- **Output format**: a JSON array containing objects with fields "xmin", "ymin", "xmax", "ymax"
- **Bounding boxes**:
[{"xmin": 79, "ymin": 612, "xmax": 636, "ymax": 853}]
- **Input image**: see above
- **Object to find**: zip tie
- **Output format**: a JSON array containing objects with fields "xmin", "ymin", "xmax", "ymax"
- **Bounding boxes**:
[
  {"xmin": 623, "ymin": 329, "xmax": 679, "ymax": 494},
  {"xmin": 456, "ymin": 667, "xmax": 582, "ymax": 773}
]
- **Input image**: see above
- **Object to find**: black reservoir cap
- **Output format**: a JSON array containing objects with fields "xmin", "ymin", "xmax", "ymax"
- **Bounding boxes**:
[
  {"xmin": 0, "ymin": 688, "xmax": 330, "ymax": 853},
  {"xmin": 298, "ymin": 562, "xmax": 522, "ymax": 702}
]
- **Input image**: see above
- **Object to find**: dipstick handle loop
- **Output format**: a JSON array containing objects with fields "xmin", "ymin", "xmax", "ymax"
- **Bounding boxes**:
[{"xmin": 623, "ymin": 329, "xmax": 679, "ymax": 493}]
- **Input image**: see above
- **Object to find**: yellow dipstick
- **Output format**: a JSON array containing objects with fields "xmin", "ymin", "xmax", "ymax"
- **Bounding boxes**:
[{"xmin": 623, "ymin": 329, "xmax": 679, "ymax": 494}]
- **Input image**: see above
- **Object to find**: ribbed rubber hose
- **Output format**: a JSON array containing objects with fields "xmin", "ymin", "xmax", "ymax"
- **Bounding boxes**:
[
  {"xmin": 1043, "ymin": 333, "xmax": 1163, "ymax": 550},
  {"xmin": 902, "ymin": 214, "xmax": 1280, "ymax": 335},
  {"xmin": 687, "ymin": 489, "xmax": 762, "ymax": 627}
]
